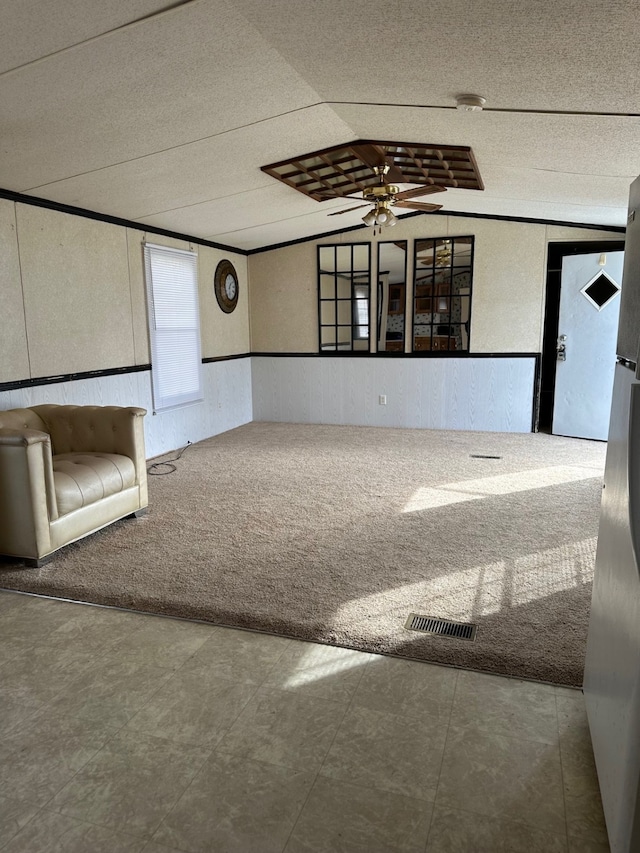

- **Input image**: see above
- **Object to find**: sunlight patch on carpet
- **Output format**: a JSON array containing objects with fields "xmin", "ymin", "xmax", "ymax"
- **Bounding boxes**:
[
  {"xmin": 331, "ymin": 538, "xmax": 597, "ymax": 630},
  {"xmin": 512, "ymin": 537, "xmax": 597, "ymax": 607},
  {"xmin": 402, "ymin": 465, "xmax": 603, "ymax": 513}
]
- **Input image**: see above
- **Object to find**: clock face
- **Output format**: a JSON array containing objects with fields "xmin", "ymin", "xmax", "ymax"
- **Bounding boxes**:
[
  {"xmin": 214, "ymin": 260, "xmax": 239, "ymax": 313},
  {"xmin": 224, "ymin": 273, "xmax": 237, "ymax": 301}
]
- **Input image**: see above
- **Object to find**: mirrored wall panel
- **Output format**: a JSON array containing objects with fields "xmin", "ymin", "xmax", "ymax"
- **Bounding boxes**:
[
  {"xmin": 318, "ymin": 244, "xmax": 371, "ymax": 351},
  {"xmin": 377, "ymin": 241, "xmax": 408, "ymax": 352},
  {"xmin": 412, "ymin": 236, "xmax": 474, "ymax": 352}
]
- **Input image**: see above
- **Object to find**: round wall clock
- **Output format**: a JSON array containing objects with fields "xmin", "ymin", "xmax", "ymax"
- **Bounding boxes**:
[{"xmin": 214, "ymin": 259, "xmax": 239, "ymax": 313}]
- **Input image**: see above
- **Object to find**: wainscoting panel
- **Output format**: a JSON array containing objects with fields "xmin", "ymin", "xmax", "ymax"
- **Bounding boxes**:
[
  {"xmin": 251, "ymin": 356, "xmax": 535, "ymax": 433},
  {"xmin": 0, "ymin": 358, "xmax": 253, "ymax": 458}
]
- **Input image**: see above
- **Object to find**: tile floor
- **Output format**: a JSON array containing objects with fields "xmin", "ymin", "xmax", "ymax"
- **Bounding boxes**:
[{"xmin": 0, "ymin": 589, "xmax": 610, "ymax": 852}]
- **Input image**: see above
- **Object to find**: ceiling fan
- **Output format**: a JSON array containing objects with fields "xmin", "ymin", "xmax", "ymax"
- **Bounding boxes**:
[
  {"xmin": 327, "ymin": 163, "xmax": 446, "ymax": 230},
  {"xmin": 320, "ymin": 143, "xmax": 445, "ymax": 229}
]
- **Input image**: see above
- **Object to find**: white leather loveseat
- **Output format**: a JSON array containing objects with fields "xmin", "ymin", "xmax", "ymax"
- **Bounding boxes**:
[{"xmin": 0, "ymin": 404, "xmax": 148, "ymax": 566}]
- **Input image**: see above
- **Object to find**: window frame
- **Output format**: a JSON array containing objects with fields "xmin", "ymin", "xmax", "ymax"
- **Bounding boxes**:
[
  {"xmin": 411, "ymin": 235, "xmax": 475, "ymax": 354},
  {"xmin": 317, "ymin": 243, "xmax": 371, "ymax": 352},
  {"xmin": 144, "ymin": 242, "xmax": 204, "ymax": 413}
]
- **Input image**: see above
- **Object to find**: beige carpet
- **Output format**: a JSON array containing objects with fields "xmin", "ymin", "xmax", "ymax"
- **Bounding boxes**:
[{"xmin": 0, "ymin": 422, "xmax": 607, "ymax": 686}]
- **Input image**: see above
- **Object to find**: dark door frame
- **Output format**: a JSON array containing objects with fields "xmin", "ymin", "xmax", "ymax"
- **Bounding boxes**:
[{"xmin": 537, "ymin": 240, "xmax": 625, "ymax": 433}]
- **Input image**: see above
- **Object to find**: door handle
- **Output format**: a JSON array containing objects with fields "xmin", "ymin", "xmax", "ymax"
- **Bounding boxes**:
[{"xmin": 557, "ymin": 334, "xmax": 567, "ymax": 362}]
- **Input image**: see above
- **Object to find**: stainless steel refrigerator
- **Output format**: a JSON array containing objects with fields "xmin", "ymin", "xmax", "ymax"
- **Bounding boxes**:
[{"xmin": 584, "ymin": 174, "xmax": 640, "ymax": 853}]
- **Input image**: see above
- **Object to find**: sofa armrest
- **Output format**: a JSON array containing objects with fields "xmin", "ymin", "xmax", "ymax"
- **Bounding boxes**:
[
  {"xmin": 112, "ymin": 407, "xmax": 148, "ymax": 507},
  {"xmin": 0, "ymin": 427, "xmax": 50, "ymax": 447},
  {"xmin": 0, "ymin": 427, "xmax": 58, "ymax": 558}
]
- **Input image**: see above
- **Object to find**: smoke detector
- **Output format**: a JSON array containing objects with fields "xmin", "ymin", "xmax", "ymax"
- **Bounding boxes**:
[{"xmin": 456, "ymin": 95, "xmax": 486, "ymax": 112}]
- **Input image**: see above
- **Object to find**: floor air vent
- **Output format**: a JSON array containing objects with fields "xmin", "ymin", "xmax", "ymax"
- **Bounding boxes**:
[
  {"xmin": 470, "ymin": 454, "xmax": 502, "ymax": 459},
  {"xmin": 405, "ymin": 614, "xmax": 477, "ymax": 641}
]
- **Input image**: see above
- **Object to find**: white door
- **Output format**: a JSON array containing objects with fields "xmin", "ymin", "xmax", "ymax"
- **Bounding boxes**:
[{"xmin": 552, "ymin": 251, "xmax": 624, "ymax": 440}]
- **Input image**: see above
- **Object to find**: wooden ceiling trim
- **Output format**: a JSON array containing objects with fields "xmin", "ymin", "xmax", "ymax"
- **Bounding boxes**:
[
  {"xmin": 293, "ymin": 161, "xmax": 341, "ymax": 196},
  {"xmin": 318, "ymin": 154, "xmax": 369, "ymax": 195},
  {"xmin": 261, "ymin": 139, "xmax": 484, "ymax": 202}
]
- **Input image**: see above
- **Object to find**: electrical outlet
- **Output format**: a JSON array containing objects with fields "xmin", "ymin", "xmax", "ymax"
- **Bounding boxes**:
[{"xmin": 379, "ymin": 395, "xmax": 387, "ymax": 405}]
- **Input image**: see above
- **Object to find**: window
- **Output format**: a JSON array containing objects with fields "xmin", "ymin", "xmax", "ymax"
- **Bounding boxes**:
[
  {"xmin": 318, "ymin": 243, "xmax": 371, "ymax": 351},
  {"xmin": 144, "ymin": 243, "xmax": 203, "ymax": 412},
  {"xmin": 412, "ymin": 236, "xmax": 474, "ymax": 353}
]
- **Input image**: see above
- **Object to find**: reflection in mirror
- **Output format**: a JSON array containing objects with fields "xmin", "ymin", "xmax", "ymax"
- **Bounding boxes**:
[
  {"xmin": 412, "ymin": 236, "xmax": 474, "ymax": 352},
  {"xmin": 318, "ymin": 244, "xmax": 371, "ymax": 351},
  {"xmin": 377, "ymin": 241, "xmax": 408, "ymax": 352}
]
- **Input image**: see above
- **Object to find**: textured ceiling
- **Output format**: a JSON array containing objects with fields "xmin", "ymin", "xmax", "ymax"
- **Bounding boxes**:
[{"xmin": 1, "ymin": 0, "xmax": 638, "ymax": 250}]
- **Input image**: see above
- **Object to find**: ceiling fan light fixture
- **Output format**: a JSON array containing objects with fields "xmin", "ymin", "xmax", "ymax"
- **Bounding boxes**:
[
  {"xmin": 456, "ymin": 94, "xmax": 486, "ymax": 112},
  {"xmin": 363, "ymin": 202, "xmax": 399, "ymax": 230}
]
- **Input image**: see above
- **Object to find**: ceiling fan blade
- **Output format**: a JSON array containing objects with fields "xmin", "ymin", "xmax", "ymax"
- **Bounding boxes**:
[
  {"xmin": 394, "ymin": 201, "xmax": 443, "ymax": 212},
  {"xmin": 350, "ymin": 143, "xmax": 404, "ymax": 184},
  {"xmin": 315, "ymin": 191, "xmax": 365, "ymax": 202},
  {"xmin": 393, "ymin": 185, "xmax": 447, "ymax": 201},
  {"xmin": 328, "ymin": 204, "xmax": 370, "ymax": 216},
  {"xmin": 350, "ymin": 142, "xmax": 386, "ymax": 169}
]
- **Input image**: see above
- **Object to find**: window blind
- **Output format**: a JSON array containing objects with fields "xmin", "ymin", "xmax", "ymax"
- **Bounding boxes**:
[{"xmin": 144, "ymin": 243, "xmax": 203, "ymax": 412}]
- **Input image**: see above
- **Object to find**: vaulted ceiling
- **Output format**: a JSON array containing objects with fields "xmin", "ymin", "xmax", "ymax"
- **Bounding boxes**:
[{"xmin": 1, "ymin": 0, "xmax": 638, "ymax": 250}]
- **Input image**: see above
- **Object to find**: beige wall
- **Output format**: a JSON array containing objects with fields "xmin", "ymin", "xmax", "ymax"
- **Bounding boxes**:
[
  {"xmin": 198, "ymin": 245, "xmax": 250, "ymax": 358},
  {"xmin": 0, "ymin": 198, "xmax": 623, "ymax": 387},
  {"xmin": 248, "ymin": 214, "xmax": 623, "ymax": 354},
  {"xmin": 17, "ymin": 205, "xmax": 134, "ymax": 377},
  {"xmin": 248, "ymin": 241, "xmax": 318, "ymax": 352},
  {"xmin": 0, "ymin": 200, "xmax": 29, "ymax": 381},
  {"xmin": 0, "ymin": 202, "xmax": 247, "ymax": 384}
]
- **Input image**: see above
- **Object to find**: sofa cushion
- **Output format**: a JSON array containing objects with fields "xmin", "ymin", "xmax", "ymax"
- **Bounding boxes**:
[{"xmin": 53, "ymin": 452, "xmax": 136, "ymax": 516}]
